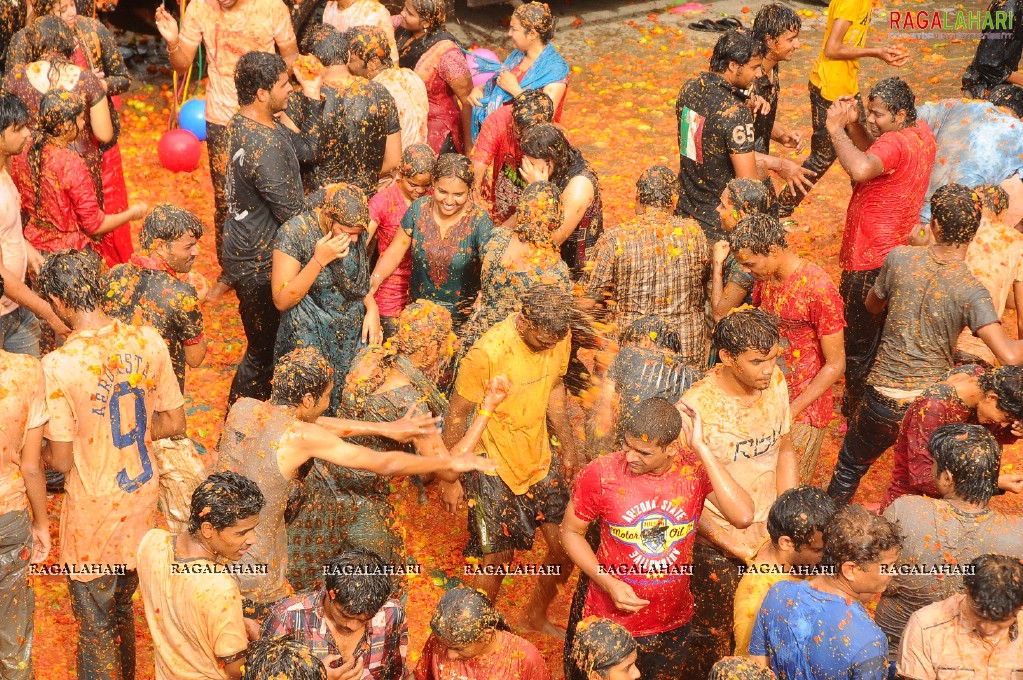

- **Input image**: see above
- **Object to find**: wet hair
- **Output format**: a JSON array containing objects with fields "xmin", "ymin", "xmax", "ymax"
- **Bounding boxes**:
[
  {"xmin": 519, "ymin": 123, "xmax": 588, "ymax": 186},
  {"xmin": 322, "ymin": 183, "xmax": 369, "ymax": 229},
  {"xmin": 308, "ymin": 24, "xmax": 349, "ymax": 67},
  {"xmin": 620, "ymin": 314, "xmax": 683, "ymax": 354},
  {"xmin": 930, "ymin": 183, "xmax": 982, "ymax": 245},
  {"xmin": 235, "ymin": 51, "xmax": 287, "ymax": 107},
  {"xmin": 713, "ymin": 307, "xmax": 779, "ymax": 358},
  {"xmin": 243, "ymin": 636, "xmax": 326, "ymax": 680},
  {"xmin": 432, "ymin": 153, "xmax": 474, "ymax": 189},
  {"xmin": 979, "ymin": 366, "xmax": 1023, "ymax": 421},
  {"xmin": 512, "ymin": 2, "xmax": 556, "ymax": 43},
  {"xmin": 636, "ymin": 165, "xmax": 679, "ymax": 209},
  {"xmin": 270, "ymin": 348, "xmax": 334, "ymax": 406},
  {"xmin": 187, "ymin": 471, "xmax": 265, "ymax": 535},
  {"xmin": 990, "ymin": 83, "xmax": 1023, "ymax": 119},
  {"xmin": 710, "ymin": 29, "xmax": 767, "ymax": 73},
  {"xmin": 399, "ymin": 144, "xmax": 436, "ymax": 178},
  {"xmin": 511, "ymin": 89, "xmax": 555, "ymax": 132},
  {"xmin": 140, "ymin": 204, "xmax": 205, "ymax": 250},
  {"xmin": 430, "ymin": 586, "xmax": 508, "ymax": 647},
  {"xmin": 37, "ymin": 249, "xmax": 102, "ymax": 312},
  {"xmin": 33, "ymin": 0, "xmax": 64, "ymax": 15},
  {"xmin": 0, "ymin": 93, "xmax": 29, "ymax": 133},
  {"xmin": 725, "ymin": 177, "xmax": 773, "ymax": 217},
  {"xmin": 29, "ymin": 90, "xmax": 84, "ymax": 214},
  {"xmin": 975, "ymin": 183, "xmax": 1010, "ymax": 215},
  {"xmin": 520, "ymin": 282, "xmax": 572, "ymax": 339},
  {"xmin": 349, "ymin": 25, "xmax": 393, "ymax": 68},
  {"xmin": 929, "ymin": 423, "xmax": 1001, "ymax": 505},
  {"xmin": 767, "ymin": 486, "xmax": 837, "ymax": 550},
  {"xmin": 624, "ymin": 397, "xmax": 683, "ymax": 446},
  {"xmin": 410, "ymin": 0, "xmax": 447, "ymax": 29},
  {"xmin": 963, "ymin": 554, "xmax": 1023, "ymax": 621},
  {"xmin": 868, "ymin": 77, "xmax": 917, "ymax": 124},
  {"xmin": 31, "ymin": 15, "xmax": 76, "ymax": 62},
  {"xmin": 728, "ymin": 213, "xmax": 787, "ymax": 255},
  {"xmin": 392, "ymin": 299, "xmax": 453, "ymax": 358},
  {"xmin": 323, "ymin": 550, "xmax": 393, "ymax": 617},
  {"xmin": 709, "ymin": 656, "xmax": 778, "ymax": 680},
  {"xmin": 571, "ymin": 617, "xmax": 637, "ymax": 678},
  {"xmin": 819, "ymin": 504, "xmax": 902, "ymax": 572},
  {"xmin": 514, "ymin": 181, "xmax": 563, "ymax": 245},
  {"xmin": 752, "ymin": 3, "xmax": 802, "ymax": 42}
]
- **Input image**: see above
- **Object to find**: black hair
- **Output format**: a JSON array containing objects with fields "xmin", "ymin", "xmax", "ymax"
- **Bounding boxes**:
[
  {"xmin": 511, "ymin": 89, "xmax": 555, "ymax": 132},
  {"xmin": 0, "ymin": 273, "xmax": 4, "ymax": 299},
  {"xmin": 709, "ymin": 29, "xmax": 767, "ymax": 73},
  {"xmin": 819, "ymin": 505, "xmax": 902, "ymax": 572},
  {"xmin": 242, "ymin": 636, "xmax": 327, "ymax": 680},
  {"xmin": 929, "ymin": 422, "xmax": 1001, "ymax": 505},
  {"xmin": 930, "ymin": 183, "xmax": 982, "ymax": 245},
  {"xmin": 709, "ymin": 656, "xmax": 778, "ymax": 680},
  {"xmin": 187, "ymin": 471, "xmax": 265, "ymax": 535},
  {"xmin": 309, "ymin": 25, "xmax": 350, "ymax": 67},
  {"xmin": 519, "ymin": 123, "xmax": 589, "ymax": 187},
  {"xmin": 624, "ymin": 397, "xmax": 683, "ymax": 446},
  {"xmin": 432, "ymin": 153, "xmax": 474, "ymax": 188},
  {"xmin": 0, "ymin": 93, "xmax": 29, "ymax": 133},
  {"xmin": 323, "ymin": 550, "xmax": 393, "ymax": 617},
  {"xmin": 140, "ymin": 204, "xmax": 205, "ymax": 250},
  {"xmin": 868, "ymin": 77, "xmax": 917, "ymax": 124},
  {"xmin": 620, "ymin": 314, "xmax": 683, "ymax": 354},
  {"xmin": 752, "ymin": 3, "xmax": 802, "ymax": 42},
  {"xmin": 963, "ymin": 554, "xmax": 1023, "ymax": 621},
  {"xmin": 348, "ymin": 25, "xmax": 393, "ymax": 68},
  {"xmin": 767, "ymin": 485, "xmax": 837, "ymax": 549},
  {"xmin": 235, "ymin": 51, "xmax": 287, "ymax": 107},
  {"xmin": 725, "ymin": 177, "xmax": 773, "ymax": 217},
  {"xmin": 713, "ymin": 307, "xmax": 779, "ymax": 359},
  {"xmin": 430, "ymin": 586, "xmax": 509, "ymax": 647},
  {"xmin": 728, "ymin": 213, "xmax": 787, "ymax": 255},
  {"xmin": 975, "ymin": 183, "xmax": 1010, "ymax": 215},
  {"xmin": 571, "ymin": 618, "xmax": 637, "ymax": 678},
  {"xmin": 270, "ymin": 347, "xmax": 334, "ymax": 406},
  {"xmin": 31, "ymin": 15, "xmax": 76, "ymax": 62},
  {"xmin": 512, "ymin": 2, "xmax": 556, "ymax": 43},
  {"xmin": 979, "ymin": 365, "xmax": 1023, "ymax": 421},
  {"xmin": 37, "ymin": 249, "xmax": 102, "ymax": 312},
  {"xmin": 990, "ymin": 83, "xmax": 1023, "ymax": 119},
  {"xmin": 520, "ymin": 282, "xmax": 572, "ymax": 339},
  {"xmin": 636, "ymin": 165, "xmax": 679, "ymax": 209}
]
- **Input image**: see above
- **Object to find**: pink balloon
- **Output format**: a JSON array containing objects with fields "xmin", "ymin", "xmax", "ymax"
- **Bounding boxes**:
[
  {"xmin": 158, "ymin": 129, "xmax": 202, "ymax": 173},
  {"xmin": 466, "ymin": 47, "xmax": 500, "ymax": 88}
]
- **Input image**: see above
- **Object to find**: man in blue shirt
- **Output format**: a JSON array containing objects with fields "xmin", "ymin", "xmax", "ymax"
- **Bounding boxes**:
[{"xmin": 749, "ymin": 504, "xmax": 901, "ymax": 679}]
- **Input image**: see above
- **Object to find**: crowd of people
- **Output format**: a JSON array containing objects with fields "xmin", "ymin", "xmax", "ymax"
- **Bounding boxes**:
[{"xmin": 1, "ymin": 0, "xmax": 1023, "ymax": 678}]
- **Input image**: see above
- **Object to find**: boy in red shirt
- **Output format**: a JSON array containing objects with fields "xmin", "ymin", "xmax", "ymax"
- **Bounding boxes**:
[{"xmin": 561, "ymin": 397, "xmax": 754, "ymax": 680}]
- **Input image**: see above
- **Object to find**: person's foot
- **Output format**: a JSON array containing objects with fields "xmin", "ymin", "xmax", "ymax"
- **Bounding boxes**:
[
  {"xmin": 519, "ymin": 614, "xmax": 567, "ymax": 640},
  {"xmin": 206, "ymin": 280, "xmax": 234, "ymax": 302},
  {"xmin": 45, "ymin": 469, "xmax": 65, "ymax": 494},
  {"xmin": 777, "ymin": 202, "xmax": 795, "ymax": 218}
]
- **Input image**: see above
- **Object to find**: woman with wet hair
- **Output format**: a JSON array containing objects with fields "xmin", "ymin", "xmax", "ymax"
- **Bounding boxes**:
[
  {"xmin": 414, "ymin": 586, "xmax": 551, "ymax": 680},
  {"xmin": 569, "ymin": 617, "xmax": 640, "ymax": 680},
  {"xmin": 519, "ymin": 123, "xmax": 604, "ymax": 277},
  {"xmin": 271, "ymin": 183, "xmax": 375, "ymax": 414},
  {"xmin": 368, "ymin": 153, "xmax": 495, "ymax": 333},
  {"xmin": 395, "ymin": 0, "xmax": 474, "ymax": 154},
  {"xmin": 285, "ymin": 301, "xmax": 510, "ymax": 594},
  {"xmin": 468, "ymin": 1, "xmax": 568, "ymax": 141}
]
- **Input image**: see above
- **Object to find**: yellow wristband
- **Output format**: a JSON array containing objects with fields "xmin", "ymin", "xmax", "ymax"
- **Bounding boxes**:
[{"xmin": 479, "ymin": 409, "xmax": 493, "ymax": 418}]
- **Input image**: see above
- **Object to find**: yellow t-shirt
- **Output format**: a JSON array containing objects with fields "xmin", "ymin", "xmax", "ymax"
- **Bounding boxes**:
[
  {"xmin": 454, "ymin": 315, "xmax": 570, "ymax": 495},
  {"xmin": 137, "ymin": 529, "xmax": 248, "ymax": 680},
  {"xmin": 733, "ymin": 567, "xmax": 799, "ymax": 656},
  {"xmin": 809, "ymin": 0, "xmax": 873, "ymax": 101}
]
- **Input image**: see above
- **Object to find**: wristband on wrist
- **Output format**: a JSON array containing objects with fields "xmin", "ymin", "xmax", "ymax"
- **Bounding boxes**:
[
  {"xmin": 479, "ymin": 409, "xmax": 493, "ymax": 419},
  {"xmin": 168, "ymin": 41, "xmax": 180, "ymax": 53},
  {"xmin": 312, "ymin": 256, "xmax": 325, "ymax": 269}
]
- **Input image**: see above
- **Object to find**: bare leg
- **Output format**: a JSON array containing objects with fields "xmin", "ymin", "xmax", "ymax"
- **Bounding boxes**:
[
  {"xmin": 473, "ymin": 549, "xmax": 515, "ymax": 603},
  {"xmin": 521, "ymin": 522, "xmax": 574, "ymax": 640}
]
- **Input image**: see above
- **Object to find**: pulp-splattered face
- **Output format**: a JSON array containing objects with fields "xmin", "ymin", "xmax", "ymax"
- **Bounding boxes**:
[
  {"xmin": 441, "ymin": 629, "xmax": 494, "ymax": 661},
  {"xmin": 432, "ymin": 176, "xmax": 470, "ymax": 217},
  {"xmin": 976, "ymin": 391, "xmax": 1015, "ymax": 430},
  {"xmin": 55, "ymin": 0, "xmax": 77, "ymax": 24},
  {"xmin": 0, "ymin": 123, "xmax": 31, "ymax": 156},
  {"xmin": 203, "ymin": 513, "xmax": 259, "ymax": 561},
  {"xmin": 399, "ymin": 172, "xmax": 433, "ymax": 202},
  {"xmin": 592, "ymin": 650, "xmax": 641, "ymax": 680},
  {"xmin": 734, "ymin": 246, "xmax": 781, "ymax": 281},
  {"xmin": 623, "ymin": 433, "xmax": 674, "ymax": 475},
  {"xmin": 963, "ymin": 596, "xmax": 1021, "ymax": 640},
  {"xmin": 788, "ymin": 529, "xmax": 825, "ymax": 566},
  {"xmin": 155, "ymin": 233, "xmax": 200, "ymax": 274},
  {"xmin": 400, "ymin": 0, "xmax": 424, "ymax": 33},
  {"xmin": 267, "ymin": 71, "xmax": 293, "ymax": 115},
  {"xmin": 767, "ymin": 29, "xmax": 800, "ymax": 62},
  {"xmin": 323, "ymin": 594, "xmax": 375, "ymax": 635},
  {"xmin": 721, "ymin": 346, "xmax": 779, "ymax": 391},
  {"xmin": 730, "ymin": 57, "xmax": 765, "ymax": 90},
  {"xmin": 866, "ymin": 97, "xmax": 905, "ymax": 138}
]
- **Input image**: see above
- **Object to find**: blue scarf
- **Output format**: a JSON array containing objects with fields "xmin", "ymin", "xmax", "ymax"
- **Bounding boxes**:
[{"xmin": 469, "ymin": 43, "xmax": 569, "ymax": 141}]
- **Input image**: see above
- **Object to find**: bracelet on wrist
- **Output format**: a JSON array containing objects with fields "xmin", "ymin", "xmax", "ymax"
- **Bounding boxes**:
[
  {"xmin": 312, "ymin": 256, "xmax": 325, "ymax": 269},
  {"xmin": 478, "ymin": 409, "xmax": 493, "ymax": 419},
  {"xmin": 167, "ymin": 41, "xmax": 180, "ymax": 53}
]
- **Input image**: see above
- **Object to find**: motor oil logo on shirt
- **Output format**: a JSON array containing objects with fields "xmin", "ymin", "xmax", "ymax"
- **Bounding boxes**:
[{"xmin": 604, "ymin": 499, "xmax": 696, "ymax": 580}]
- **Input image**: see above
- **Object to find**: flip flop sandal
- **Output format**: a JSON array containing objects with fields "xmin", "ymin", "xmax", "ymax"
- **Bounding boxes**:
[
  {"xmin": 715, "ymin": 16, "xmax": 743, "ymax": 29},
  {"xmin": 688, "ymin": 18, "xmax": 728, "ymax": 32}
]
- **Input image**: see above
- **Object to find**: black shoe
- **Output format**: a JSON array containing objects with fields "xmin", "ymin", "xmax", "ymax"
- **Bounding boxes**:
[
  {"xmin": 45, "ymin": 469, "xmax": 65, "ymax": 494},
  {"xmin": 778, "ymin": 202, "xmax": 795, "ymax": 218}
]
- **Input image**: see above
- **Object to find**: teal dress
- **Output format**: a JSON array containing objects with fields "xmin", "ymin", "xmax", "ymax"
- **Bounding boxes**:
[
  {"xmin": 274, "ymin": 211, "xmax": 370, "ymax": 413},
  {"xmin": 401, "ymin": 196, "xmax": 494, "ymax": 331}
]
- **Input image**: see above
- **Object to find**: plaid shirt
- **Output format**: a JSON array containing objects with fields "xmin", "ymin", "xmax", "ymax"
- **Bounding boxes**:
[
  {"xmin": 261, "ymin": 591, "xmax": 410, "ymax": 680},
  {"xmin": 585, "ymin": 209, "xmax": 710, "ymax": 367}
]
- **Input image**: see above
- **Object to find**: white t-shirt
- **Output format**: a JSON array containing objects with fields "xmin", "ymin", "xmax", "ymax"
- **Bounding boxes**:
[{"xmin": 0, "ymin": 168, "xmax": 27, "ymax": 316}]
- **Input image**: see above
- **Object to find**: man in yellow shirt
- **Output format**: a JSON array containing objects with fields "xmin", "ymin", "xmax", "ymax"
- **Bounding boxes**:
[
  {"xmin": 778, "ymin": 0, "xmax": 908, "ymax": 216},
  {"xmin": 732, "ymin": 485, "xmax": 836, "ymax": 656}
]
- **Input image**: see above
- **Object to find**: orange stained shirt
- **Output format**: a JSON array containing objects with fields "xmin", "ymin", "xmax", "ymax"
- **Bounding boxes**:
[
  {"xmin": 0, "ymin": 350, "xmax": 48, "ymax": 515},
  {"xmin": 43, "ymin": 320, "xmax": 184, "ymax": 580},
  {"xmin": 958, "ymin": 218, "xmax": 1023, "ymax": 364}
]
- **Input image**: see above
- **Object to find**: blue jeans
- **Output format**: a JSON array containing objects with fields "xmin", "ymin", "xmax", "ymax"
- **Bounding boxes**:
[
  {"xmin": 0, "ymin": 307, "xmax": 40, "ymax": 358},
  {"xmin": 68, "ymin": 571, "xmax": 139, "ymax": 680}
]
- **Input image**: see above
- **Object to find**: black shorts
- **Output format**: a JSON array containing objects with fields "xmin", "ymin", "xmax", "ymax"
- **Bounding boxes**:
[{"xmin": 463, "ymin": 463, "xmax": 568, "ymax": 558}]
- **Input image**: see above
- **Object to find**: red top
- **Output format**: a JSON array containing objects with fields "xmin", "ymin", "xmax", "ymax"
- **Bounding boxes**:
[
  {"xmin": 573, "ymin": 448, "xmax": 711, "ymax": 637},
  {"xmin": 753, "ymin": 261, "xmax": 846, "ymax": 428},
  {"xmin": 13, "ymin": 145, "xmax": 105, "ymax": 253},
  {"xmin": 840, "ymin": 121, "xmax": 936, "ymax": 271},
  {"xmin": 368, "ymin": 183, "xmax": 414, "ymax": 318},
  {"xmin": 471, "ymin": 106, "xmax": 520, "ymax": 216}
]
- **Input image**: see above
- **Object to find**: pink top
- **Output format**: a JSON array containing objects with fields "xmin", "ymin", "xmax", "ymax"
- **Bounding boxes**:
[{"xmin": 369, "ymin": 183, "xmax": 414, "ymax": 317}]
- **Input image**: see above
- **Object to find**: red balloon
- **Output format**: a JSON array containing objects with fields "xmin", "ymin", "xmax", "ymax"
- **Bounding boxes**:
[{"xmin": 158, "ymin": 129, "xmax": 202, "ymax": 173}]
